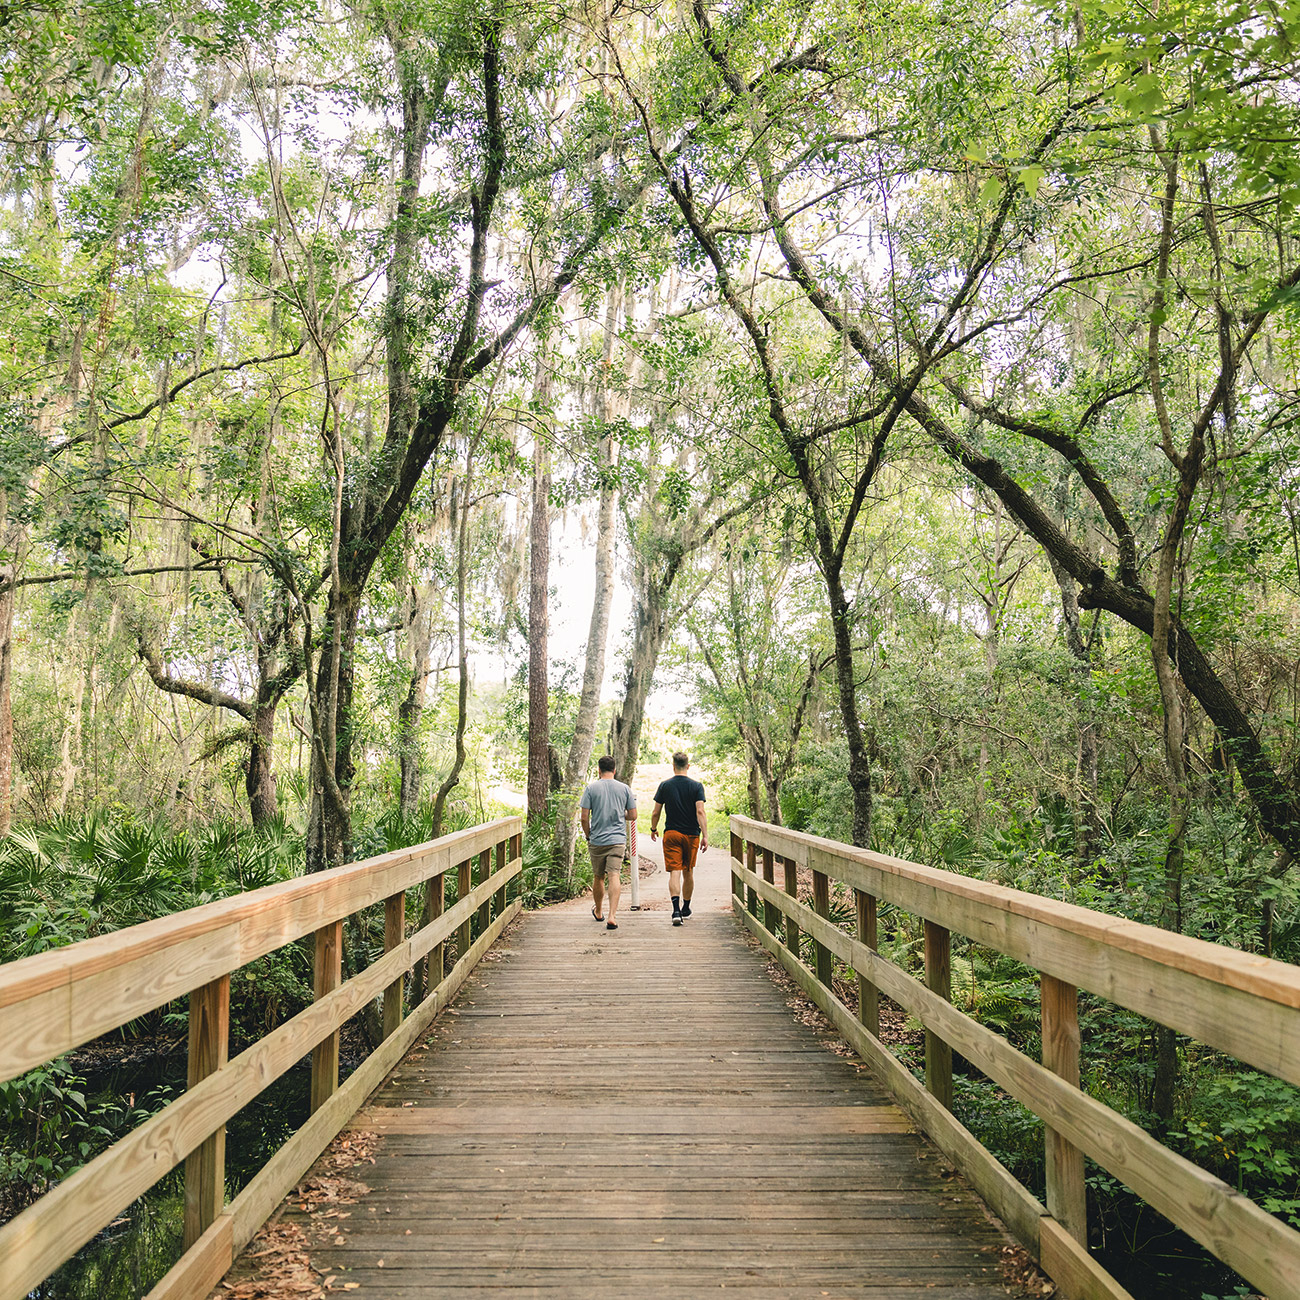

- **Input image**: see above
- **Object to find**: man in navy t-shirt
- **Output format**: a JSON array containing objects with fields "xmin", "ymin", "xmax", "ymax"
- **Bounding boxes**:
[{"xmin": 650, "ymin": 751, "xmax": 708, "ymax": 926}]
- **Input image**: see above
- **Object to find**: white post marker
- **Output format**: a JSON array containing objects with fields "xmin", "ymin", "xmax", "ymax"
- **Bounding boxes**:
[{"xmin": 627, "ymin": 820, "xmax": 640, "ymax": 910}]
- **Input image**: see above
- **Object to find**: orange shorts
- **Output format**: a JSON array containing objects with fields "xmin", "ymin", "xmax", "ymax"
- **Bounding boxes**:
[{"xmin": 662, "ymin": 829, "xmax": 700, "ymax": 874}]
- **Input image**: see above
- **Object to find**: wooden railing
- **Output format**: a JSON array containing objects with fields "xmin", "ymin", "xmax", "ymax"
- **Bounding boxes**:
[
  {"xmin": 0, "ymin": 816, "xmax": 523, "ymax": 1300},
  {"xmin": 728, "ymin": 815, "xmax": 1300, "ymax": 1300}
]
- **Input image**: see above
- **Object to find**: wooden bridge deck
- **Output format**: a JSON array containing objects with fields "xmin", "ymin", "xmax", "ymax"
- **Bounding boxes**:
[{"xmin": 246, "ymin": 854, "xmax": 1011, "ymax": 1297}]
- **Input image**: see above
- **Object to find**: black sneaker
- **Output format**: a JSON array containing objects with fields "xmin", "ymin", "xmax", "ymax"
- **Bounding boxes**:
[
  {"xmin": 672, "ymin": 908, "xmax": 683, "ymax": 926},
  {"xmin": 680, "ymin": 901, "xmax": 692, "ymax": 919}
]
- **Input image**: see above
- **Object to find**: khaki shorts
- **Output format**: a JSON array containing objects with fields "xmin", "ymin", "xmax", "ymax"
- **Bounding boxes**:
[
  {"xmin": 662, "ymin": 829, "xmax": 699, "ymax": 874},
  {"xmin": 590, "ymin": 843, "xmax": 626, "ymax": 879}
]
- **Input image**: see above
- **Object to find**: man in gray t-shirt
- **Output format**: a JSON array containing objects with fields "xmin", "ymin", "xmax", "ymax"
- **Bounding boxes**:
[{"xmin": 580, "ymin": 755, "xmax": 637, "ymax": 930}]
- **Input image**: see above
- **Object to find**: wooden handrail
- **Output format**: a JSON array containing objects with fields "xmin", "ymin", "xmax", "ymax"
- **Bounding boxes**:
[
  {"xmin": 728, "ymin": 815, "xmax": 1300, "ymax": 1300},
  {"xmin": 0, "ymin": 817, "xmax": 524, "ymax": 1300}
]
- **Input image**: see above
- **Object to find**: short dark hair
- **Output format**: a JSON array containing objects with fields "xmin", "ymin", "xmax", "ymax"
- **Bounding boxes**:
[
  {"xmin": 672, "ymin": 751, "xmax": 689, "ymax": 770},
  {"xmin": 597, "ymin": 755, "xmax": 617, "ymax": 774}
]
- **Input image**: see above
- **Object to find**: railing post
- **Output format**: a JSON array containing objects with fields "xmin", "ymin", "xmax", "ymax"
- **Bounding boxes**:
[
  {"xmin": 746, "ymin": 841, "xmax": 759, "ymax": 918},
  {"xmin": 1042, "ymin": 973, "xmax": 1087, "ymax": 1244},
  {"xmin": 494, "ymin": 837, "xmax": 508, "ymax": 915},
  {"xmin": 182, "ymin": 974, "xmax": 229, "ymax": 1250},
  {"xmin": 310, "ymin": 919, "xmax": 342, "ymax": 1113},
  {"xmin": 477, "ymin": 846, "xmax": 492, "ymax": 935},
  {"xmin": 923, "ymin": 920, "xmax": 953, "ymax": 1110},
  {"xmin": 382, "ymin": 891, "xmax": 405, "ymax": 1040},
  {"xmin": 811, "ymin": 859, "xmax": 832, "ymax": 987},
  {"xmin": 730, "ymin": 830, "xmax": 743, "ymax": 903},
  {"xmin": 509, "ymin": 831, "xmax": 522, "ymax": 902},
  {"xmin": 761, "ymin": 847, "xmax": 776, "ymax": 934},
  {"xmin": 783, "ymin": 856, "xmax": 801, "ymax": 961},
  {"xmin": 855, "ymin": 889, "xmax": 879, "ymax": 1038},
  {"xmin": 458, "ymin": 859, "xmax": 472, "ymax": 957},
  {"xmin": 427, "ymin": 867, "xmax": 446, "ymax": 992}
]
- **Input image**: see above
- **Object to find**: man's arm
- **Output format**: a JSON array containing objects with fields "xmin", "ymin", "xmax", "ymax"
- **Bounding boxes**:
[
  {"xmin": 580, "ymin": 808, "xmax": 591, "ymax": 840},
  {"xmin": 650, "ymin": 800, "xmax": 663, "ymax": 841},
  {"xmin": 695, "ymin": 800, "xmax": 708, "ymax": 853}
]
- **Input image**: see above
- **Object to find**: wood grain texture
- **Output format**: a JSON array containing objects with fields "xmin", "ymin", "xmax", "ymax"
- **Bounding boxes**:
[
  {"xmin": 0, "ymin": 858, "xmax": 520, "ymax": 1300},
  {"xmin": 0, "ymin": 818, "xmax": 521, "ymax": 1082},
  {"xmin": 731, "ymin": 815, "xmax": 1300, "ymax": 1085},
  {"xmin": 1042, "ymin": 975, "xmax": 1086, "ymax": 1245},
  {"xmin": 231, "ymin": 879, "xmax": 1013, "ymax": 1298},
  {"xmin": 735, "ymin": 857, "xmax": 1300, "ymax": 1300},
  {"xmin": 183, "ymin": 975, "xmax": 229, "ymax": 1250}
]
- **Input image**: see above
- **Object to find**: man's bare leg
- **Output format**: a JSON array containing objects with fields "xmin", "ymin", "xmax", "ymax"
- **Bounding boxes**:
[
  {"xmin": 606, "ymin": 869, "xmax": 621, "ymax": 926},
  {"xmin": 593, "ymin": 873, "xmax": 605, "ymax": 920}
]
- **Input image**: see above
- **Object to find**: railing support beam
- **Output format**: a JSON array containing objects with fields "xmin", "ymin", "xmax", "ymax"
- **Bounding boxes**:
[
  {"xmin": 183, "ymin": 974, "xmax": 229, "ymax": 1250},
  {"xmin": 382, "ymin": 891, "xmax": 405, "ymax": 1040},
  {"xmin": 783, "ymin": 856, "xmax": 800, "ymax": 961},
  {"xmin": 761, "ymin": 847, "xmax": 776, "ymax": 934},
  {"xmin": 310, "ymin": 920, "xmax": 342, "ymax": 1113},
  {"xmin": 1042, "ymin": 973, "xmax": 1087, "ymax": 1245},
  {"xmin": 855, "ymin": 889, "xmax": 879, "ymax": 1038},
  {"xmin": 924, "ymin": 919, "xmax": 953, "ymax": 1110},
  {"xmin": 730, "ymin": 831, "xmax": 744, "ymax": 903},
  {"xmin": 812, "ymin": 864, "xmax": 832, "ymax": 987}
]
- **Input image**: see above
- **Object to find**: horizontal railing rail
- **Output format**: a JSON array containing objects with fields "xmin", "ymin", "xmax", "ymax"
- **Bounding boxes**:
[
  {"xmin": 728, "ymin": 815, "xmax": 1300, "ymax": 1300},
  {"xmin": 0, "ymin": 816, "xmax": 523, "ymax": 1300}
]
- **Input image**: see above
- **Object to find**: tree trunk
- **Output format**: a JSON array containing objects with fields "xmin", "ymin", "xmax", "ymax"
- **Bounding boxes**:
[
  {"xmin": 551, "ymin": 288, "xmax": 621, "ymax": 880},
  {"xmin": 610, "ymin": 586, "xmax": 667, "ymax": 784},
  {"xmin": 526, "ymin": 386, "xmax": 552, "ymax": 828},
  {"xmin": 1048, "ymin": 554, "xmax": 1103, "ymax": 869},
  {"xmin": 397, "ymin": 581, "xmax": 434, "ymax": 819},
  {"xmin": 306, "ymin": 587, "xmax": 359, "ymax": 874},
  {"xmin": 247, "ymin": 699, "xmax": 279, "ymax": 828},
  {"xmin": 432, "ymin": 449, "xmax": 474, "ymax": 839}
]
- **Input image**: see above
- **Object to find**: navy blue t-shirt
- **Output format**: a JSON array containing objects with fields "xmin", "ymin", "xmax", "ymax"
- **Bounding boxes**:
[{"xmin": 654, "ymin": 774, "xmax": 706, "ymax": 836}]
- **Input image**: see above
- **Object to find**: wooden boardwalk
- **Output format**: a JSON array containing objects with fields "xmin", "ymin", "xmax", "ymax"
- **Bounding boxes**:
[{"xmin": 250, "ymin": 854, "xmax": 1010, "ymax": 1297}]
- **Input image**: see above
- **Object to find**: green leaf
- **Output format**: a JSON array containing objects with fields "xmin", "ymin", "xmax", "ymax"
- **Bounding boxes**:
[{"xmin": 1017, "ymin": 165, "xmax": 1045, "ymax": 199}]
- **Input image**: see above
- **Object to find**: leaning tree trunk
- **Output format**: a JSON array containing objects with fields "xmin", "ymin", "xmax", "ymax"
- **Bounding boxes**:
[
  {"xmin": 432, "ymin": 448, "xmax": 474, "ymax": 840},
  {"xmin": 609, "ymin": 585, "xmax": 669, "ymax": 786},
  {"xmin": 526, "ymin": 365, "xmax": 552, "ymax": 829},
  {"xmin": 551, "ymin": 290, "xmax": 621, "ymax": 881}
]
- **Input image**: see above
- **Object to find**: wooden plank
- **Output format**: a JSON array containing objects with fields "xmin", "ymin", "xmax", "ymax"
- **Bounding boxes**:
[
  {"xmin": 812, "ymin": 858, "xmax": 832, "ymax": 987},
  {"xmin": 784, "ymin": 856, "xmax": 801, "ymax": 960},
  {"xmin": 856, "ymin": 889, "xmax": 879, "ymax": 1038},
  {"xmin": 746, "ymin": 841, "xmax": 758, "ymax": 918},
  {"xmin": 145, "ymin": 899, "xmax": 521, "ymax": 1300},
  {"xmin": 761, "ymin": 846, "xmax": 776, "ymax": 934},
  {"xmin": 729, "ymin": 815, "xmax": 1300, "ymax": 1087},
  {"xmin": 1042, "ymin": 975, "xmax": 1085, "ymax": 1245},
  {"xmin": 925, "ymin": 919, "xmax": 953, "ymax": 1111},
  {"xmin": 494, "ymin": 839, "xmax": 507, "ymax": 914},
  {"xmin": 458, "ymin": 859, "xmax": 472, "ymax": 957},
  {"xmin": 383, "ymin": 890, "xmax": 406, "ymax": 1041},
  {"xmin": 228, "ymin": 897, "xmax": 522, "ymax": 1252},
  {"xmin": 735, "ymin": 863, "xmax": 1300, "ymax": 1300},
  {"xmin": 310, "ymin": 919, "xmax": 342, "ymax": 1113},
  {"xmin": 0, "ymin": 816, "xmax": 521, "ymax": 1083},
  {"xmin": 733, "ymin": 901, "xmax": 1045, "ymax": 1255},
  {"xmin": 182, "ymin": 974, "xmax": 229, "ymax": 1251},
  {"xmin": 477, "ymin": 847, "xmax": 492, "ymax": 935},
  {"xmin": 0, "ymin": 863, "xmax": 518, "ymax": 1300}
]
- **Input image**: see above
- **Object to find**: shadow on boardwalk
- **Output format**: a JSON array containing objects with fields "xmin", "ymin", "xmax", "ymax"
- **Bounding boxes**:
[{"xmin": 218, "ymin": 848, "xmax": 1013, "ymax": 1298}]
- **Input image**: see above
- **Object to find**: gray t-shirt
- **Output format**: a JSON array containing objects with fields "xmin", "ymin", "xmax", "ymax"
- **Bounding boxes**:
[{"xmin": 580, "ymin": 777, "xmax": 636, "ymax": 844}]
